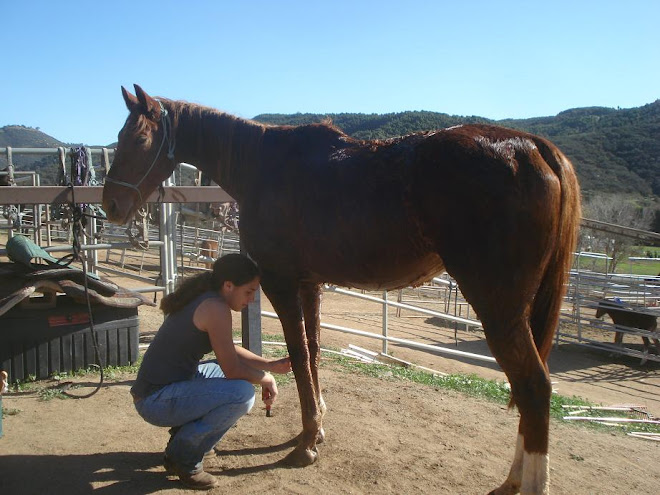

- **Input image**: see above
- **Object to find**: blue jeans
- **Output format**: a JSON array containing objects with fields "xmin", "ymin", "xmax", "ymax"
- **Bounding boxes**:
[{"xmin": 134, "ymin": 361, "xmax": 255, "ymax": 473}]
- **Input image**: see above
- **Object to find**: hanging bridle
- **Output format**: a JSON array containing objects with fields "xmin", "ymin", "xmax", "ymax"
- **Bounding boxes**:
[{"xmin": 105, "ymin": 100, "xmax": 176, "ymax": 205}]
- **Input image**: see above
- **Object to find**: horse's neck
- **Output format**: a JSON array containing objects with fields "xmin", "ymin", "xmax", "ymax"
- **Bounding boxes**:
[{"xmin": 174, "ymin": 105, "xmax": 264, "ymax": 202}]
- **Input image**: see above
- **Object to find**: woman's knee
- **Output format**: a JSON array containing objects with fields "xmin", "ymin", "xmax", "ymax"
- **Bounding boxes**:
[{"xmin": 235, "ymin": 380, "xmax": 256, "ymax": 410}]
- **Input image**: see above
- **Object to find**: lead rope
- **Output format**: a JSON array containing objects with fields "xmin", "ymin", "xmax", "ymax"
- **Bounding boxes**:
[{"xmin": 56, "ymin": 146, "xmax": 105, "ymax": 399}]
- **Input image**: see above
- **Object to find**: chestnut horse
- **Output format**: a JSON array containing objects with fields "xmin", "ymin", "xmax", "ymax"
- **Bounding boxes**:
[{"xmin": 103, "ymin": 85, "xmax": 581, "ymax": 494}]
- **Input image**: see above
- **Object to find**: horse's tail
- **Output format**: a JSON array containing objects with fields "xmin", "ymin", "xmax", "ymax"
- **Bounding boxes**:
[{"xmin": 530, "ymin": 141, "xmax": 581, "ymax": 365}]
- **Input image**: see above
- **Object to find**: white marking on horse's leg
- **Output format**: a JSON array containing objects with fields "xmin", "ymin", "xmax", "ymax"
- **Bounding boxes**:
[
  {"xmin": 319, "ymin": 393, "xmax": 327, "ymax": 415},
  {"xmin": 491, "ymin": 434, "xmax": 523, "ymax": 494},
  {"xmin": 316, "ymin": 393, "xmax": 327, "ymax": 443},
  {"xmin": 521, "ymin": 451, "xmax": 549, "ymax": 495}
]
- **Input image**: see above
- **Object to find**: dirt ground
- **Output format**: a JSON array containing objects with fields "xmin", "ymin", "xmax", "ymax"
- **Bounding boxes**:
[{"xmin": 2, "ymin": 285, "xmax": 660, "ymax": 494}]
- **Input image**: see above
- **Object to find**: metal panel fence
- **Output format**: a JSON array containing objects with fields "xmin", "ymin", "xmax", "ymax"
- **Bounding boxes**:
[{"xmin": 3, "ymin": 146, "xmax": 659, "ymax": 366}]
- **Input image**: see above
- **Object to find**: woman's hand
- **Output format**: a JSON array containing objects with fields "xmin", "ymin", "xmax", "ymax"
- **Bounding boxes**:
[
  {"xmin": 268, "ymin": 356, "xmax": 292, "ymax": 375},
  {"xmin": 260, "ymin": 372, "xmax": 278, "ymax": 407}
]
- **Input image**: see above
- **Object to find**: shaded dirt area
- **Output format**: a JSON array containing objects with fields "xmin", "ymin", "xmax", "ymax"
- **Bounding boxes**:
[{"xmin": 2, "ymin": 288, "xmax": 660, "ymax": 494}]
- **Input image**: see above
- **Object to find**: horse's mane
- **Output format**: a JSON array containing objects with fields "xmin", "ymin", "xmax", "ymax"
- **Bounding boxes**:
[{"xmin": 164, "ymin": 99, "xmax": 266, "ymax": 193}]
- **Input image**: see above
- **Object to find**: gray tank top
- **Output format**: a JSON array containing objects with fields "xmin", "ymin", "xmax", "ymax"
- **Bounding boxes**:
[{"xmin": 131, "ymin": 291, "xmax": 221, "ymax": 398}]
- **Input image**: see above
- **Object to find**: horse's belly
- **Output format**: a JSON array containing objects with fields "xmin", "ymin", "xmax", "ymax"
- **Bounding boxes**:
[
  {"xmin": 242, "ymin": 197, "xmax": 445, "ymax": 290},
  {"xmin": 313, "ymin": 250, "xmax": 445, "ymax": 291}
]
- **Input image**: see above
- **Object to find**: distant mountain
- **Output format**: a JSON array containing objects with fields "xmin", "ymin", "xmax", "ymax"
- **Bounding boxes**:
[
  {"xmin": 0, "ymin": 125, "xmax": 68, "ymax": 184},
  {"xmin": 0, "ymin": 125, "xmax": 65, "ymax": 148},
  {"xmin": 256, "ymin": 100, "xmax": 660, "ymax": 198},
  {"xmin": 2, "ymin": 100, "xmax": 659, "ymax": 198}
]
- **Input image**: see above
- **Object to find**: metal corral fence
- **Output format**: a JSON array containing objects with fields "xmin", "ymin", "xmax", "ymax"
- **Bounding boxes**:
[
  {"xmin": 1, "ymin": 148, "xmax": 239, "ymax": 295},
  {"xmin": 558, "ymin": 253, "xmax": 660, "ymax": 363},
  {"xmin": 3, "ymin": 146, "xmax": 659, "ymax": 366},
  {"xmin": 297, "ymin": 255, "xmax": 659, "ymax": 366}
]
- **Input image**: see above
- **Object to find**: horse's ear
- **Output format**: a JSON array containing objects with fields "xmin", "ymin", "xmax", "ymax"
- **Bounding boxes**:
[
  {"xmin": 122, "ymin": 86, "xmax": 139, "ymax": 112},
  {"xmin": 133, "ymin": 84, "xmax": 159, "ymax": 117}
]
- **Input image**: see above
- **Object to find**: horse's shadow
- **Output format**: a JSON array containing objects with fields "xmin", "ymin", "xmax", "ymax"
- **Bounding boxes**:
[
  {"xmin": 549, "ymin": 342, "xmax": 660, "ymax": 376},
  {"xmin": 0, "ymin": 438, "xmax": 299, "ymax": 494}
]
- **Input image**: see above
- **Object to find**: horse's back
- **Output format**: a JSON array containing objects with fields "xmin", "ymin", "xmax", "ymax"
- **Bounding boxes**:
[
  {"xmin": 246, "ymin": 123, "xmax": 578, "ymax": 293},
  {"xmin": 410, "ymin": 125, "xmax": 573, "ymax": 248}
]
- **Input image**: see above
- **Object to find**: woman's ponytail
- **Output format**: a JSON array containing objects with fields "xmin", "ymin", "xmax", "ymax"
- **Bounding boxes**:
[{"xmin": 160, "ymin": 254, "xmax": 259, "ymax": 315}]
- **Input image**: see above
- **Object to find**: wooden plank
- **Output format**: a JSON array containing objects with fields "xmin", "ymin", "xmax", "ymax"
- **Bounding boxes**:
[
  {"xmin": 10, "ymin": 342, "xmax": 24, "ymax": 382},
  {"xmin": 0, "ymin": 186, "xmax": 235, "ymax": 205},
  {"xmin": 128, "ymin": 325, "xmax": 139, "ymax": 364},
  {"xmin": 564, "ymin": 416, "xmax": 660, "ymax": 424},
  {"xmin": 72, "ymin": 332, "xmax": 85, "ymax": 370},
  {"xmin": 49, "ymin": 338, "xmax": 61, "ymax": 375},
  {"xmin": 107, "ymin": 328, "xmax": 118, "ymax": 367},
  {"xmin": 581, "ymin": 217, "xmax": 660, "ymax": 242},
  {"xmin": 118, "ymin": 326, "xmax": 129, "ymax": 366},
  {"xmin": 24, "ymin": 346, "xmax": 36, "ymax": 381},
  {"xmin": 61, "ymin": 334, "xmax": 73, "ymax": 374},
  {"xmin": 37, "ymin": 342, "xmax": 49, "ymax": 379}
]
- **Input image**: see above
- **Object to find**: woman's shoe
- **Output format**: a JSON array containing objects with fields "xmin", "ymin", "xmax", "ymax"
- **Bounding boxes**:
[{"xmin": 163, "ymin": 455, "xmax": 219, "ymax": 490}]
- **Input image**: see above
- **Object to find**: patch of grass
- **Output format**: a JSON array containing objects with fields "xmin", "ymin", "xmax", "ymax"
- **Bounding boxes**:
[
  {"xmin": 38, "ymin": 387, "xmax": 69, "ymax": 401},
  {"xmin": 53, "ymin": 357, "xmax": 143, "ymax": 381},
  {"xmin": 5, "ymin": 357, "xmax": 144, "ymax": 396},
  {"xmin": 578, "ymin": 252, "xmax": 660, "ymax": 276},
  {"xmin": 2, "ymin": 406, "xmax": 22, "ymax": 417},
  {"xmin": 321, "ymin": 352, "xmax": 660, "ymax": 435}
]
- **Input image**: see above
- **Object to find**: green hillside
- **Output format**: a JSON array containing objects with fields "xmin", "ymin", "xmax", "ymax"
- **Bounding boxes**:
[
  {"xmin": 2, "ymin": 100, "xmax": 659, "ymax": 198},
  {"xmin": 0, "ymin": 125, "xmax": 66, "ymax": 184},
  {"xmin": 256, "ymin": 100, "xmax": 660, "ymax": 198}
]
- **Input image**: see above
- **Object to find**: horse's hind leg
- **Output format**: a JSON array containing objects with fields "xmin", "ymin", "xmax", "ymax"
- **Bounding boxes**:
[
  {"xmin": 614, "ymin": 330, "xmax": 624, "ymax": 347},
  {"xmin": 653, "ymin": 337, "xmax": 660, "ymax": 363},
  {"xmin": 300, "ymin": 282, "xmax": 326, "ymax": 443},
  {"xmin": 640, "ymin": 321, "xmax": 659, "ymax": 365},
  {"xmin": 486, "ymin": 317, "xmax": 552, "ymax": 495},
  {"xmin": 447, "ymin": 269, "xmax": 551, "ymax": 494}
]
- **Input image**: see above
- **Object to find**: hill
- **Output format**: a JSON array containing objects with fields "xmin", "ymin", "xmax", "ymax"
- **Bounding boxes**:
[
  {"xmin": 0, "ymin": 125, "xmax": 66, "ymax": 184},
  {"xmin": 255, "ymin": 100, "xmax": 660, "ymax": 198},
  {"xmin": 2, "ymin": 101, "xmax": 659, "ymax": 197}
]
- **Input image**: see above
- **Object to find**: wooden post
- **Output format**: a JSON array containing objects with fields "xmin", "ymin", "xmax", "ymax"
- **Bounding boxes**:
[{"xmin": 240, "ymin": 241, "xmax": 262, "ymax": 356}]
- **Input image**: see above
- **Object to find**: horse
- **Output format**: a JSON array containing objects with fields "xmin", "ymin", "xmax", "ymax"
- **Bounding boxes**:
[
  {"xmin": 199, "ymin": 239, "xmax": 218, "ymax": 269},
  {"xmin": 102, "ymin": 85, "xmax": 581, "ymax": 495},
  {"xmin": 595, "ymin": 298, "xmax": 659, "ymax": 364}
]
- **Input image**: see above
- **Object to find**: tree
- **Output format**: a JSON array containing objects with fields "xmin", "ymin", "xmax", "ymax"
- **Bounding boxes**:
[{"xmin": 582, "ymin": 194, "xmax": 656, "ymax": 272}]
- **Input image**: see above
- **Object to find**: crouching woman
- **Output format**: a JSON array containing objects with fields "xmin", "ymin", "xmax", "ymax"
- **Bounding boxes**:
[{"xmin": 131, "ymin": 253, "xmax": 291, "ymax": 489}]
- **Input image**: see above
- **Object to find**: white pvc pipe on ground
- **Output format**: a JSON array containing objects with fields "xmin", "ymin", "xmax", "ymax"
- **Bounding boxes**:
[{"xmin": 261, "ymin": 310, "xmax": 497, "ymax": 364}]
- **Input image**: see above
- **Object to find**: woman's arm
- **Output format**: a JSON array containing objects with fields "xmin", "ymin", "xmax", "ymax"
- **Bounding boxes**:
[
  {"xmin": 194, "ymin": 298, "xmax": 268, "ymax": 384},
  {"xmin": 234, "ymin": 345, "xmax": 291, "ymax": 374},
  {"xmin": 194, "ymin": 297, "xmax": 282, "ymax": 406}
]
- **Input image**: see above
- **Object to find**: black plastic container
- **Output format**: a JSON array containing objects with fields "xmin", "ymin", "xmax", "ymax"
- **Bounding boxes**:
[{"xmin": 0, "ymin": 296, "xmax": 139, "ymax": 383}]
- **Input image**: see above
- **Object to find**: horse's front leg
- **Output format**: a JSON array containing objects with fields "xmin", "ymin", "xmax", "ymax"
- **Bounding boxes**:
[
  {"xmin": 261, "ymin": 278, "xmax": 321, "ymax": 467},
  {"xmin": 300, "ymin": 282, "xmax": 326, "ymax": 444}
]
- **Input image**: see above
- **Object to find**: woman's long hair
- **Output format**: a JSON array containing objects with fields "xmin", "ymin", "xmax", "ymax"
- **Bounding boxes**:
[{"xmin": 160, "ymin": 254, "xmax": 260, "ymax": 315}]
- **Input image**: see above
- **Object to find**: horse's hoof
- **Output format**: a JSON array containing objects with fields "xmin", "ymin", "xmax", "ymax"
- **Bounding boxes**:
[
  {"xmin": 283, "ymin": 446, "xmax": 318, "ymax": 467},
  {"xmin": 316, "ymin": 427, "xmax": 326, "ymax": 444}
]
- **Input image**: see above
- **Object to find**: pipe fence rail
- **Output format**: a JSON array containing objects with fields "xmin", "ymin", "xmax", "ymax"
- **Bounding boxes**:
[{"xmin": 2, "ymin": 146, "xmax": 659, "ymax": 367}]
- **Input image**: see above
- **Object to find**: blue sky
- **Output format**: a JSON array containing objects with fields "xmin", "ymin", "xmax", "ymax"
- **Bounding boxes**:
[{"xmin": 2, "ymin": 0, "xmax": 658, "ymax": 146}]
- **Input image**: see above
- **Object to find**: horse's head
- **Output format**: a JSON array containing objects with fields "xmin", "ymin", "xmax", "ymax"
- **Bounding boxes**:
[
  {"xmin": 102, "ymin": 84, "xmax": 177, "ymax": 224},
  {"xmin": 595, "ymin": 298, "xmax": 624, "ymax": 318}
]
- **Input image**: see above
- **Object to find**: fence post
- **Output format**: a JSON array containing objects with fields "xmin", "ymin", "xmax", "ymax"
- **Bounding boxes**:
[
  {"xmin": 240, "ymin": 242, "xmax": 262, "ymax": 356},
  {"xmin": 382, "ymin": 290, "xmax": 388, "ymax": 355},
  {"xmin": 159, "ymin": 176, "xmax": 178, "ymax": 294}
]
